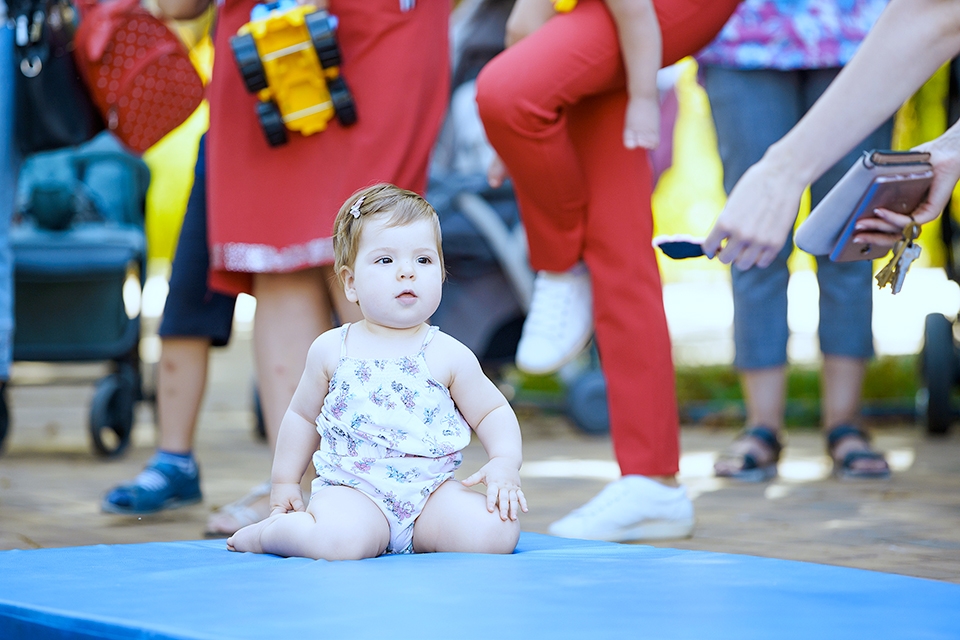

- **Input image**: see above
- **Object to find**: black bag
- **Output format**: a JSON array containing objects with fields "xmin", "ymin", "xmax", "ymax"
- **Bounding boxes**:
[{"xmin": 10, "ymin": 0, "xmax": 103, "ymax": 154}]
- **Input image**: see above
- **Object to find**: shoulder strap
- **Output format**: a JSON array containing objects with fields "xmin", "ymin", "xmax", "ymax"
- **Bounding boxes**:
[
  {"xmin": 419, "ymin": 325, "xmax": 439, "ymax": 353},
  {"xmin": 339, "ymin": 323, "xmax": 351, "ymax": 358}
]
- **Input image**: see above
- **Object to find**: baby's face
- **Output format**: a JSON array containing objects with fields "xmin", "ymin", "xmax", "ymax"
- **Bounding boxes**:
[{"xmin": 343, "ymin": 215, "xmax": 443, "ymax": 330}]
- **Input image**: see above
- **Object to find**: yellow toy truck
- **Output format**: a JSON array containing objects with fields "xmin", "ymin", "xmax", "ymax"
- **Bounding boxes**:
[{"xmin": 229, "ymin": 0, "xmax": 357, "ymax": 146}]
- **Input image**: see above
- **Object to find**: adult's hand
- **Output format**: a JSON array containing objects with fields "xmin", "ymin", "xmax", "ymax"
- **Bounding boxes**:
[
  {"xmin": 702, "ymin": 153, "xmax": 808, "ymax": 269},
  {"xmin": 854, "ymin": 122, "xmax": 960, "ymax": 247}
]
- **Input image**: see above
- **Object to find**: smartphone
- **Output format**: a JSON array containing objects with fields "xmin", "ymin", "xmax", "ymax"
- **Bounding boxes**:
[
  {"xmin": 654, "ymin": 236, "xmax": 705, "ymax": 260},
  {"xmin": 829, "ymin": 170, "xmax": 934, "ymax": 262}
]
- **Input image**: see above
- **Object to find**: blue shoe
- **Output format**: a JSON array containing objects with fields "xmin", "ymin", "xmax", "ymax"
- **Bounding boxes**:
[{"xmin": 102, "ymin": 455, "xmax": 202, "ymax": 515}]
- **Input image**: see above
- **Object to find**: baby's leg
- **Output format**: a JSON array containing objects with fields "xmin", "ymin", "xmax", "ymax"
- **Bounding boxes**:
[
  {"xmin": 412, "ymin": 480, "xmax": 520, "ymax": 554},
  {"xmin": 228, "ymin": 486, "xmax": 390, "ymax": 560}
]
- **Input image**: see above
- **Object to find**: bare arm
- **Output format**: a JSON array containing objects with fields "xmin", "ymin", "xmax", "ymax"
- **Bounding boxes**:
[
  {"xmin": 155, "ymin": 0, "xmax": 212, "ymax": 20},
  {"xmin": 504, "ymin": 0, "xmax": 555, "ymax": 47},
  {"xmin": 704, "ymin": 0, "xmax": 960, "ymax": 268},
  {"xmin": 605, "ymin": 0, "xmax": 662, "ymax": 149},
  {"xmin": 268, "ymin": 332, "xmax": 336, "ymax": 513},
  {"xmin": 442, "ymin": 337, "xmax": 527, "ymax": 521}
]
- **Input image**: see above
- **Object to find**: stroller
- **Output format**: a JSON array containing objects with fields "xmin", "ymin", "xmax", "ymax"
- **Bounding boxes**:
[
  {"xmin": 427, "ymin": 0, "xmax": 611, "ymax": 434},
  {"xmin": 0, "ymin": 132, "xmax": 149, "ymax": 456}
]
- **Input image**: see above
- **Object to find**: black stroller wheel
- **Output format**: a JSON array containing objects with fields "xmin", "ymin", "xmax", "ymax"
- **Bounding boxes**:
[
  {"xmin": 89, "ymin": 373, "xmax": 135, "ymax": 457},
  {"xmin": 922, "ymin": 313, "xmax": 956, "ymax": 435},
  {"xmin": 566, "ymin": 369, "xmax": 610, "ymax": 435},
  {"xmin": 252, "ymin": 383, "xmax": 267, "ymax": 441},
  {"xmin": 0, "ymin": 383, "xmax": 8, "ymax": 455}
]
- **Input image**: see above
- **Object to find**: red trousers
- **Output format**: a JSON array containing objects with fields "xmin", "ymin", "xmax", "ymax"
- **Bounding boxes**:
[{"xmin": 476, "ymin": 0, "xmax": 738, "ymax": 476}]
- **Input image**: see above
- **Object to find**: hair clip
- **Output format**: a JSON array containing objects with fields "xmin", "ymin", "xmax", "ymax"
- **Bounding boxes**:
[{"xmin": 350, "ymin": 196, "xmax": 365, "ymax": 219}]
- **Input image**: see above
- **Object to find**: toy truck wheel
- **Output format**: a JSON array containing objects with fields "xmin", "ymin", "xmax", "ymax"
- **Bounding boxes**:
[
  {"xmin": 328, "ymin": 77, "xmax": 357, "ymax": 126},
  {"xmin": 230, "ymin": 33, "xmax": 268, "ymax": 93},
  {"xmin": 305, "ymin": 10, "xmax": 341, "ymax": 69},
  {"xmin": 257, "ymin": 100, "xmax": 288, "ymax": 146}
]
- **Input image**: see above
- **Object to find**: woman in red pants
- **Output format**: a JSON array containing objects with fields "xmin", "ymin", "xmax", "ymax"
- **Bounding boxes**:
[{"xmin": 476, "ymin": 0, "xmax": 739, "ymax": 541}]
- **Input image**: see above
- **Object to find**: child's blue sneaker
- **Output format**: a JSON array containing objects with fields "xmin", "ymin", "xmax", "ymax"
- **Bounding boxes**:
[{"xmin": 102, "ymin": 454, "xmax": 202, "ymax": 515}]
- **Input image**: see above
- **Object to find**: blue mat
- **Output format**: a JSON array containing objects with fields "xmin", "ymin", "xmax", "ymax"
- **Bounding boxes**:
[{"xmin": 1, "ymin": 532, "xmax": 958, "ymax": 639}]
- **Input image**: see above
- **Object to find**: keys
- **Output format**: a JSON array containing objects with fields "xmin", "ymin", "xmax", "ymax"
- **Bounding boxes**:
[
  {"xmin": 891, "ymin": 242, "xmax": 922, "ymax": 294},
  {"xmin": 876, "ymin": 222, "xmax": 921, "ymax": 294}
]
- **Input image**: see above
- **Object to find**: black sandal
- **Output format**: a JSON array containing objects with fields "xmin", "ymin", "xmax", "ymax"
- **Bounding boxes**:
[
  {"xmin": 826, "ymin": 425, "xmax": 891, "ymax": 480},
  {"xmin": 714, "ymin": 426, "xmax": 783, "ymax": 482}
]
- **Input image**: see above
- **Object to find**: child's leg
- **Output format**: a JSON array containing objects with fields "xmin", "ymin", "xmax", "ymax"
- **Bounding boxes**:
[
  {"xmin": 227, "ymin": 486, "xmax": 390, "ymax": 560},
  {"xmin": 412, "ymin": 481, "xmax": 520, "ymax": 554}
]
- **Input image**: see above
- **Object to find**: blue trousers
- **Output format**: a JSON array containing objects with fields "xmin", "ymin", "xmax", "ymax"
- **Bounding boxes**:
[
  {"xmin": 0, "ymin": 22, "xmax": 18, "ymax": 379},
  {"xmin": 703, "ymin": 65, "xmax": 893, "ymax": 370}
]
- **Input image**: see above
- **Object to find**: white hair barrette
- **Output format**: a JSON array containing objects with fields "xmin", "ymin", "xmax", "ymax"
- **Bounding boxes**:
[{"xmin": 350, "ymin": 196, "xmax": 365, "ymax": 219}]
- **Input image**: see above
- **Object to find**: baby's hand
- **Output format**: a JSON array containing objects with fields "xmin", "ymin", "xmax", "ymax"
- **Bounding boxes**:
[
  {"xmin": 624, "ymin": 95, "xmax": 660, "ymax": 150},
  {"xmin": 269, "ymin": 482, "xmax": 305, "ymax": 516},
  {"xmin": 462, "ymin": 457, "xmax": 528, "ymax": 521}
]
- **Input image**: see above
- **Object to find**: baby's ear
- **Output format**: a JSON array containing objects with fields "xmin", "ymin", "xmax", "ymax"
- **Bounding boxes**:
[{"xmin": 341, "ymin": 267, "xmax": 358, "ymax": 303}]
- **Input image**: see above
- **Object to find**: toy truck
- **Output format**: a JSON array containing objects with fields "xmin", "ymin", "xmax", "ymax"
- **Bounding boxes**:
[{"xmin": 229, "ymin": 0, "xmax": 357, "ymax": 146}]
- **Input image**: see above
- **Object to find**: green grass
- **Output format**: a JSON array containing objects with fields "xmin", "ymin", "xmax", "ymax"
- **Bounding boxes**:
[{"xmin": 506, "ymin": 355, "xmax": 921, "ymax": 428}]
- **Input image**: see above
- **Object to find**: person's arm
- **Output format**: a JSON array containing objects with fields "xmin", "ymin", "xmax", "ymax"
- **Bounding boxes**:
[
  {"xmin": 703, "ymin": 0, "xmax": 960, "ymax": 269},
  {"xmin": 605, "ymin": 0, "xmax": 662, "ymax": 149},
  {"xmin": 268, "ymin": 332, "xmax": 335, "ymax": 514},
  {"xmin": 155, "ymin": 0, "xmax": 212, "ymax": 20},
  {"xmin": 504, "ymin": 0, "xmax": 555, "ymax": 47},
  {"xmin": 442, "ymin": 337, "xmax": 527, "ymax": 522}
]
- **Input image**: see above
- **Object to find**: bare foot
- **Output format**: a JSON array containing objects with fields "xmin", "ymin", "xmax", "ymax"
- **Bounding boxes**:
[
  {"xmin": 226, "ymin": 513, "xmax": 281, "ymax": 553},
  {"xmin": 831, "ymin": 433, "xmax": 890, "ymax": 476},
  {"xmin": 714, "ymin": 429, "xmax": 781, "ymax": 478}
]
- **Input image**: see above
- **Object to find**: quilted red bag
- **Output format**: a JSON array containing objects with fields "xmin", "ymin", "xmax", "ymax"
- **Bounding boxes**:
[{"xmin": 73, "ymin": 0, "xmax": 204, "ymax": 153}]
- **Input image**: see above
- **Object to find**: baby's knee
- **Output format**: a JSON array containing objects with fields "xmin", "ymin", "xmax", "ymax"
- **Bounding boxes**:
[
  {"xmin": 475, "ymin": 514, "xmax": 521, "ymax": 555},
  {"xmin": 310, "ymin": 523, "xmax": 386, "ymax": 561}
]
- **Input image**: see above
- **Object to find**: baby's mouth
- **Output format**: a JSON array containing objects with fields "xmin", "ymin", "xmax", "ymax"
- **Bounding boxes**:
[{"xmin": 396, "ymin": 290, "xmax": 417, "ymax": 301}]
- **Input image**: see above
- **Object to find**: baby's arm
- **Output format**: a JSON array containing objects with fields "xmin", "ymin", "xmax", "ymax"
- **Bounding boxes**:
[
  {"xmin": 605, "ymin": 0, "xmax": 662, "ymax": 149},
  {"xmin": 440, "ymin": 336, "xmax": 528, "ymax": 521},
  {"xmin": 268, "ymin": 330, "xmax": 338, "ymax": 514}
]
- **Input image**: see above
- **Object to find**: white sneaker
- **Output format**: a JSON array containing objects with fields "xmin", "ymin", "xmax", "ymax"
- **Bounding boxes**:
[
  {"xmin": 549, "ymin": 476, "xmax": 695, "ymax": 542},
  {"xmin": 516, "ymin": 265, "xmax": 593, "ymax": 375}
]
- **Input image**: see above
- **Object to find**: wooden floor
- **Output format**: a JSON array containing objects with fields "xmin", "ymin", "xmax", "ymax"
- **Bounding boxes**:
[{"xmin": 2, "ymin": 332, "xmax": 958, "ymax": 583}]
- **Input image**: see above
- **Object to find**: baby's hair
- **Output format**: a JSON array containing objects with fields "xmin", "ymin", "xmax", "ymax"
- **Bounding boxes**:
[{"xmin": 333, "ymin": 183, "xmax": 445, "ymax": 284}]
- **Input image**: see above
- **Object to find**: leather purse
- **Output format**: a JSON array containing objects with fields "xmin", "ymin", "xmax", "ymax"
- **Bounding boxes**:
[
  {"xmin": 73, "ymin": 0, "xmax": 204, "ymax": 153},
  {"xmin": 10, "ymin": 0, "xmax": 105, "ymax": 154}
]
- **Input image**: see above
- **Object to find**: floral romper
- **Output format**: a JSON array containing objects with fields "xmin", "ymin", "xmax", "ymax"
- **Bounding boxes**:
[{"xmin": 311, "ymin": 324, "xmax": 472, "ymax": 554}]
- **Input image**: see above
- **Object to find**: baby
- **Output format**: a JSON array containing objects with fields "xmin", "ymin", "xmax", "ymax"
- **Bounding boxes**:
[{"xmin": 228, "ymin": 183, "xmax": 527, "ymax": 559}]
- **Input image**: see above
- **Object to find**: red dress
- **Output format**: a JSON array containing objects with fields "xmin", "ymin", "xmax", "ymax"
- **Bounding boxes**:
[{"xmin": 206, "ymin": 0, "xmax": 450, "ymax": 295}]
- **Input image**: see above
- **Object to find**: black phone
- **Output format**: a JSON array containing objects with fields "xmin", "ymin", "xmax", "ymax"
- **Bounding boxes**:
[
  {"xmin": 829, "ymin": 170, "xmax": 934, "ymax": 262},
  {"xmin": 654, "ymin": 236, "xmax": 705, "ymax": 260}
]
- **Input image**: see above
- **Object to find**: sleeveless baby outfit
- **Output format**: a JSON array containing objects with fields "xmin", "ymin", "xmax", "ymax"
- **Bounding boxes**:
[{"xmin": 311, "ymin": 324, "xmax": 472, "ymax": 554}]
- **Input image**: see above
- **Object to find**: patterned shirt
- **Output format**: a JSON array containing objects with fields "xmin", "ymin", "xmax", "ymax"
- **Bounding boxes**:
[{"xmin": 697, "ymin": 0, "xmax": 890, "ymax": 70}]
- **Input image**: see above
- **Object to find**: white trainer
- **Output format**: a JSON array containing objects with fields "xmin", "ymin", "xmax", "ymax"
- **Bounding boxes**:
[
  {"xmin": 548, "ymin": 475, "xmax": 695, "ymax": 542},
  {"xmin": 516, "ymin": 265, "xmax": 593, "ymax": 375}
]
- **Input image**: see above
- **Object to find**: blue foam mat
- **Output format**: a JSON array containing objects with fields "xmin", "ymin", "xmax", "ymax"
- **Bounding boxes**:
[{"xmin": 1, "ymin": 532, "xmax": 958, "ymax": 639}]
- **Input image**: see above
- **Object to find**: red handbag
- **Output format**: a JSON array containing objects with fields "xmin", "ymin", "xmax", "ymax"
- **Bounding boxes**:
[{"xmin": 73, "ymin": 0, "xmax": 205, "ymax": 153}]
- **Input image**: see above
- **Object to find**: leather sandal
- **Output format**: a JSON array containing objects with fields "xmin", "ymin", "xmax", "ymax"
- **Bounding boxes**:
[
  {"xmin": 826, "ymin": 425, "xmax": 891, "ymax": 480},
  {"xmin": 714, "ymin": 425, "xmax": 783, "ymax": 482}
]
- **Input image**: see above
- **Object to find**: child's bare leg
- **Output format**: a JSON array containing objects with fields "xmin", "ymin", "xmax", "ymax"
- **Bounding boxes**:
[
  {"xmin": 228, "ymin": 486, "xmax": 390, "ymax": 560},
  {"xmin": 413, "ymin": 480, "xmax": 520, "ymax": 554}
]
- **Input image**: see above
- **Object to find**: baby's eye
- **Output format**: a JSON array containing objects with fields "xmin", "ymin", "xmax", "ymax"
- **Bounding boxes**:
[
  {"xmin": 376, "ymin": 257, "xmax": 393, "ymax": 264},
  {"xmin": 417, "ymin": 256, "xmax": 432, "ymax": 265}
]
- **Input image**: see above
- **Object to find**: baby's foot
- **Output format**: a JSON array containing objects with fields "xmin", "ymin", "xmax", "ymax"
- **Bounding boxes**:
[{"xmin": 227, "ymin": 513, "xmax": 281, "ymax": 553}]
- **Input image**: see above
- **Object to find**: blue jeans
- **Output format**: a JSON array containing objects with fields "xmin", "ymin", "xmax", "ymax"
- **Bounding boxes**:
[
  {"xmin": 0, "ymin": 22, "xmax": 18, "ymax": 379},
  {"xmin": 703, "ymin": 65, "xmax": 893, "ymax": 370}
]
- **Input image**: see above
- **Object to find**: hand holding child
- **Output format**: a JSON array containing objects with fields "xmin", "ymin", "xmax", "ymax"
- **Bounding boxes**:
[{"xmin": 463, "ymin": 457, "xmax": 528, "ymax": 521}]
